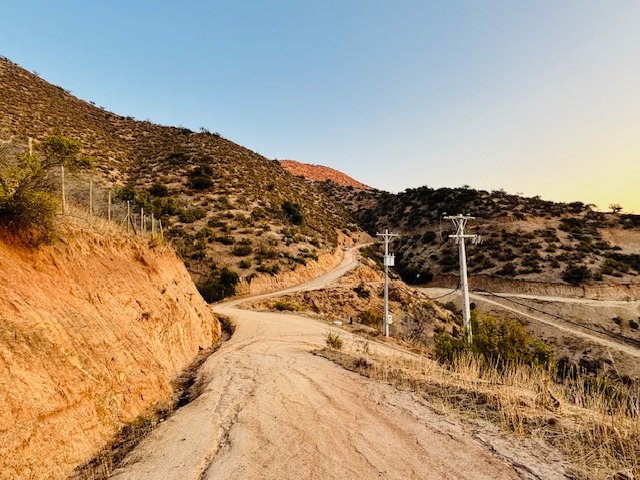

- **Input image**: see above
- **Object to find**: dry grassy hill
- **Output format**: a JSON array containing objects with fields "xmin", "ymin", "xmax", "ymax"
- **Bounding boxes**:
[
  {"xmin": 317, "ymin": 182, "xmax": 640, "ymax": 289},
  {"xmin": 0, "ymin": 56, "xmax": 360, "ymax": 298}
]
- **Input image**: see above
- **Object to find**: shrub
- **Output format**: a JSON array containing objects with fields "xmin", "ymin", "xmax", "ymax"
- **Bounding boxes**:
[
  {"xmin": 353, "ymin": 282, "xmax": 370, "ymax": 299},
  {"xmin": 238, "ymin": 259, "xmax": 252, "ymax": 269},
  {"xmin": 231, "ymin": 244, "xmax": 252, "ymax": 256},
  {"xmin": 496, "ymin": 262, "xmax": 517, "ymax": 277},
  {"xmin": 562, "ymin": 263, "xmax": 592, "ymax": 285},
  {"xmin": 197, "ymin": 267, "xmax": 240, "ymax": 302},
  {"xmin": 189, "ymin": 175, "xmax": 214, "ymax": 191},
  {"xmin": 325, "ymin": 332, "xmax": 343, "ymax": 349},
  {"xmin": 179, "ymin": 208, "xmax": 206, "ymax": 223},
  {"xmin": 0, "ymin": 189, "xmax": 58, "ymax": 245},
  {"xmin": 357, "ymin": 309, "xmax": 382, "ymax": 327},
  {"xmin": 273, "ymin": 300, "xmax": 301, "ymax": 311},
  {"xmin": 0, "ymin": 134, "xmax": 87, "ymax": 245},
  {"xmin": 256, "ymin": 264, "xmax": 279, "ymax": 275},
  {"xmin": 629, "ymin": 319, "xmax": 639, "ymax": 330},
  {"xmin": 282, "ymin": 200, "xmax": 303, "ymax": 225},
  {"xmin": 434, "ymin": 314, "xmax": 554, "ymax": 371},
  {"xmin": 149, "ymin": 183, "xmax": 169, "ymax": 197}
]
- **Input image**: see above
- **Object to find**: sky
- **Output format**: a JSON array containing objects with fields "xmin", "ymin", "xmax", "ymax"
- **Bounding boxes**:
[{"xmin": 1, "ymin": 1, "xmax": 639, "ymax": 212}]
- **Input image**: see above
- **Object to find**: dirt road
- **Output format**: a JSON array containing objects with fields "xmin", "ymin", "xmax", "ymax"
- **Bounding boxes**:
[
  {"xmin": 109, "ymin": 251, "xmax": 533, "ymax": 480},
  {"xmin": 421, "ymin": 288, "xmax": 640, "ymax": 359}
]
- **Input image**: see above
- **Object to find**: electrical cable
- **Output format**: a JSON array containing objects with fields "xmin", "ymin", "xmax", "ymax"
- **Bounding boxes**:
[
  {"xmin": 425, "ymin": 284, "xmax": 460, "ymax": 300},
  {"xmin": 472, "ymin": 288, "xmax": 640, "ymax": 349}
]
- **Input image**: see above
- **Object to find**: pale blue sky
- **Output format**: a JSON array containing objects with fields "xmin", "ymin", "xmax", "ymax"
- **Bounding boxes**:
[{"xmin": 1, "ymin": 1, "xmax": 639, "ymax": 211}]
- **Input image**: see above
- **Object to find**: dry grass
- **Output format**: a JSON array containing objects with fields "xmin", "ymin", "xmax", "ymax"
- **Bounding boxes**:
[{"xmin": 318, "ymin": 341, "xmax": 640, "ymax": 479}]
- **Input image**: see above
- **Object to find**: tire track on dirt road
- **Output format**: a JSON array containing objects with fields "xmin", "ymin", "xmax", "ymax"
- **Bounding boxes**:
[{"xmin": 109, "ymin": 250, "xmax": 558, "ymax": 480}]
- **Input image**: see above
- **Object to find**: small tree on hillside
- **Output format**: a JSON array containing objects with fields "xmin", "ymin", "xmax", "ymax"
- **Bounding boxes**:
[
  {"xmin": 609, "ymin": 203, "xmax": 623, "ymax": 214},
  {"xmin": 0, "ymin": 134, "xmax": 90, "ymax": 244}
]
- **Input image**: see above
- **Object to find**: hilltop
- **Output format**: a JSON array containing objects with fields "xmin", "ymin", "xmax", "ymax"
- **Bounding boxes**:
[
  {"xmin": 0, "ymin": 56, "xmax": 361, "ymax": 298},
  {"xmin": 279, "ymin": 159, "xmax": 372, "ymax": 190}
]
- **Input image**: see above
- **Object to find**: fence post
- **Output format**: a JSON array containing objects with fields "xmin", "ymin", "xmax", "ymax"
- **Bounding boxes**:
[
  {"xmin": 127, "ymin": 201, "xmax": 131, "ymax": 233},
  {"xmin": 151, "ymin": 213, "xmax": 155, "ymax": 236},
  {"xmin": 108, "ymin": 190, "xmax": 112, "ymax": 222},
  {"xmin": 140, "ymin": 207, "xmax": 144, "ymax": 234},
  {"xmin": 61, "ymin": 165, "xmax": 66, "ymax": 214},
  {"xmin": 89, "ymin": 180, "xmax": 93, "ymax": 217}
]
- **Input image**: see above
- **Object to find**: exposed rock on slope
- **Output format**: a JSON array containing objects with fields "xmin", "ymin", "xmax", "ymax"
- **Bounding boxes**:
[
  {"xmin": 279, "ymin": 159, "xmax": 372, "ymax": 190},
  {"xmin": 0, "ymin": 222, "xmax": 220, "ymax": 480}
]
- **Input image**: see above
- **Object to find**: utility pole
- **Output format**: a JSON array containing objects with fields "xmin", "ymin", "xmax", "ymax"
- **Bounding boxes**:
[
  {"xmin": 376, "ymin": 229, "xmax": 399, "ymax": 337},
  {"xmin": 443, "ymin": 214, "xmax": 482, "ymax": 344}
]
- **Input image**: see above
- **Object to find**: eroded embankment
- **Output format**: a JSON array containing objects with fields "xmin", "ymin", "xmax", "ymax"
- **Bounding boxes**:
[{"xmin": 0, "ymin": 226, "xmax": 220, "ymax": 480}]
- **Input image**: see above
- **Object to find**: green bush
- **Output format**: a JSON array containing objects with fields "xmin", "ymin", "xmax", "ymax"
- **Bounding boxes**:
[
  {"xmin": 357, "ymin": 309, "xmax": 382, "ymax": 327},
  {"xmin": 238, "ymin": 258, "xmax": 252, "ymax": 269},
  {"xmin": 434, "ymin": 314, "xmax": 554, "ymax": 371},
  {"xmin": 197, "ymin": 267, "xmax": 240, "ymax": 302},
  {"xmin": 0, "ymin": 134, "xmax": 87, "ymax": 245},
  {"xmin": 353, "ymin": 282, "xmax": 370, "ymax": 299},
  {"xmin": 282, "ymin": 200, "xmax": 303, "ymax": 225},
  {"xmin": 149, "ymin": 183, "xmax": 169, "ymax": 197},
  {"xmin": 189, "ymin": 175, "xmax": 214, "ymax": 191},
  {"xmin": 179, "ymin": 208, "xmax": 206, "ymax": 223},
  {"xmin": 0, "ymin": 189, "xmax": 58, "ymax": 245},
  {"xmin": 325, "ymin": 332, "xmax": 343, "ymax": 349},
  {"xmin": 231, "ymin": 244, "xmax": 252, "ymax": 256},
  {"xmin": 562, "ymin": 263, "xmax": 592, "ymax": 285},
  {"xmin": 273, "ymin": 299, "xmax": 301, "ymax": 311}
]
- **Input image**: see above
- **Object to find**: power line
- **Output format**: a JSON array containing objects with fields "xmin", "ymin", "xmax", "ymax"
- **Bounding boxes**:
[
  {"xmin": 425, "ymin": 284, "xmax": 460, "ymax": 300},
  {"xmin": 473, "ymin": 288, "xmax": 640, "ymax": 349}
]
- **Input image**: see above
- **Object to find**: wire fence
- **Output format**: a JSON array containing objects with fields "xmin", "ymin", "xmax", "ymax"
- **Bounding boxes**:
[{"xmin": 0, "ymin": 138, "xmax": 163, "ymax": 240}]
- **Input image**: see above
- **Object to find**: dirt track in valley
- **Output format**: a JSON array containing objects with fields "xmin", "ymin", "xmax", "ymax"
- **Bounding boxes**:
[
  {"xmin": 421, "ymin": 288, "xmax": 640, "ymax": 359},
  {"xmin": 108, "ymin": 251, "xmax": 540, "ymax": 480}
]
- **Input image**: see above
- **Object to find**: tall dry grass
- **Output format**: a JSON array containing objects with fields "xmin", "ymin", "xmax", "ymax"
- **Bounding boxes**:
[{"xmin": 319, "ymin": 340, "xmax": 640, "ymax": 479}]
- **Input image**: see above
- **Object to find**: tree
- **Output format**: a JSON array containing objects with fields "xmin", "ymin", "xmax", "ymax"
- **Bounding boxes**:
[
  {"xmin": 0, "ymin": 134, "xmax": 89, "ymax": 245},
  {"xmin": 609, "ymin": 203, "xmax": 623, "ymax": 214},
  {"xmin": 282, "ymin": 200, "xmax": 303, "ymax": 225}
]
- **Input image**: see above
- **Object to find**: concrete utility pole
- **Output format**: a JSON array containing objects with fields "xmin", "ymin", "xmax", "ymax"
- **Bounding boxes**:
[
  {"xmin": 376, "ymin": 229, "xmax": 399, "ymax": 337},
  {"xmin": 443, "ymin": 214, "xmax": 482, "ymax": 344}
]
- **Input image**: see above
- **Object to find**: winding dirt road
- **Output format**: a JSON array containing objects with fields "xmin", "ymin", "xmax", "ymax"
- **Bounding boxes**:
[{"xmin": 109, "ymin": 251, "xmax": 534, "ymax": 480}]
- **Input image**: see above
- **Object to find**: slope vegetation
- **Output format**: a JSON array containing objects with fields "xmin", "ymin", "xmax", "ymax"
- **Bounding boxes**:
[
  {"xmin": 318, "ymin": 182, "xmax": 640, "ymax": 289},
  {"xmin": 0, "ymin": 220, "xmax": 220, "ymax": 480},
  {"xmin": 0, "ymin": 56, "xmax": 359, "ymax": 294}
]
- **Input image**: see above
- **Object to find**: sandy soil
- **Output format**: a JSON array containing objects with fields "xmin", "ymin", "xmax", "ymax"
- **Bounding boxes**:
[{"xmin": 109, "ymin": 251, "xmax": 533, "ymax": 480}]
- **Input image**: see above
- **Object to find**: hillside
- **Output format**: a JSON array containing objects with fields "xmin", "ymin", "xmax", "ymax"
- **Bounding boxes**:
[
  {"xmin": 279, "ymin": 159, "xmax": 372, "ymax": 190},
  {"xmin": 0, "ymin": 218, "xmax": 220, "ymax": 480},
  {"xmin": 0, "ymin": 56, "xmax": 360, "ymax": 297},
  {"xmin": 317, "ymin": 182, "xmax": 640, "ymax": 288}
]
